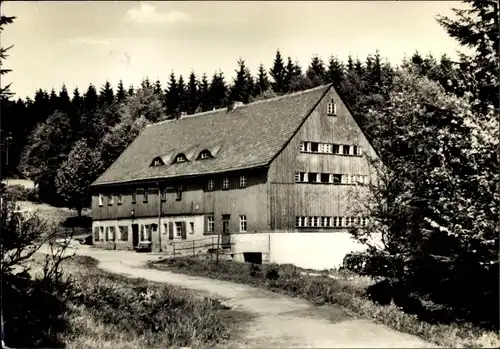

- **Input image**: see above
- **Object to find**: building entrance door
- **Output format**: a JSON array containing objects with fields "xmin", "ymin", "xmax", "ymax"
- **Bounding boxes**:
[
  {"xmin": 132, "ymin": 224, "xmax": 139, "ymax": 247},
  {"xmin": 221, "ymin": 215, "xmax": 231, "ymax": 248}
]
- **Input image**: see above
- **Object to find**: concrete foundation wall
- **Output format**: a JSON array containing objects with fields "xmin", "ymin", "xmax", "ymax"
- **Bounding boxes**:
[{"xmin": 232, "ymin": 232, "xmax": 382, "ymax": 270}]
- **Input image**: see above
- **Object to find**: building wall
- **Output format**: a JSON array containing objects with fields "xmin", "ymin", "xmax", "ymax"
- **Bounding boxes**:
[
  {"xmin": 92, "ymin": 215, "xmax": 205, "ymax": 252},
  {"xmin": 268, "ymin": 86, "xmax": 379, "ymax": 230},
  {"xmin": 231, "ymin": 231, "xmax": 382, "ymax": 270},
  {"xmin": 91, "ymin": 168, "xmax": 269, "ymax": 236}
]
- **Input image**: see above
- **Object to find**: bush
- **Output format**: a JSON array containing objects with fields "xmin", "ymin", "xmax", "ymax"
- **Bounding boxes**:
[
  {"xmin": 5, "ymin": 184, "xmax": 29, "ymax": 201},
  {"xmin": 3, "ymin": 272, "xmax": 73, "ymax": 348},
  {"xmin": 27, "ymin": 186, "xmax": 40, "ymax": 203}
]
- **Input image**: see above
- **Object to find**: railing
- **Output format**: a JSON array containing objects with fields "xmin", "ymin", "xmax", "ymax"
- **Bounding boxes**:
[{"xmin": 170, "ymin": 234, "xmax": 233, "ymax": 262}]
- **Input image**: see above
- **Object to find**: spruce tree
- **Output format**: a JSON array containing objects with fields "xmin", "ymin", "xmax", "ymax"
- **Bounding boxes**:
[
  {"xmin": 347, "ymin": 55, "xmax": 354, "ymax": 71},
  {"xmin": 178, "ymin": 75, "xmax": 187, "ymax": 114},
  {"xmin": 230, "ymin": 59, "xmax": 253, "ymax": 103},
  {"xmin": 99, "ymin": 81, "xmax": 114, "ymax": 106},
  {"xmin": 58, "ymin": 84, "xmax": 71, "ymax": 114},
  {"xmin": 270, "ymin": 50, "xmax": 286, "ymax": 94},
  {"xmin": 286, "ymin": 59, "xmax": 308, "ymax": 92},
  {"xmin": 254, "ymin": 64, "xmax": 270, "ymax": 97},
  {"xmin": 127, "ymin": 85, "xmax": 134, "ymax": 97},
  {"xmin": 209, "ymin": 71, "xmax": 228, "ymax": 109},
  {"xmin": 199, "ymin": 73, "xmax": 211, "ymax": 111},
  {"xmin": 49, "ymin": 88, "xmax": 59, "ymax": 114},
  {"xmin": 83, "ymin": 84, "xmax": 98, "ymax": 111},
  {"xmin": 154, "ymin": 79, "xmax": 163, "ymax": 98},
  {"xmin": 116, "ymin": 79, "xmax": 127, "ymax": 103},
  {"xmin": 165, "ymin": 73, "xmax": 179, "ymax": 117},
  {"xmin": 187, "ymin": 72, "xmax": 199, "ymax": 114},
  {"xmin": 326, "ymin": 55, "xmax": 345, "ymax": 88},
  {"xmin": 306, "ymin": 55, "xmax": 327, "ymax": 87}
]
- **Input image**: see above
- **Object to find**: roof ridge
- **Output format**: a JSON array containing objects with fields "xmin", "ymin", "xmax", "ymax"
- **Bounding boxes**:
[{"xmin": 147, "ymin": 84, "xmax": 332, "ymax": 127}]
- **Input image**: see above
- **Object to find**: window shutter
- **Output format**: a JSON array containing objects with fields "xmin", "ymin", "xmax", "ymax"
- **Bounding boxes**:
[
  {"xmin": 112, "ymin": 227, "xmax": 116, "ymax": 241},
  {"xmin": 94, "ymin": 227, "xmax": 99, "ymax": 240},
  {"xmin": 168, "ymin": 222, "xmax": 174, "ymax": 240},
  {"xmin": 181, "ymin": 222, "xmax": 187, "ymax": 239}
]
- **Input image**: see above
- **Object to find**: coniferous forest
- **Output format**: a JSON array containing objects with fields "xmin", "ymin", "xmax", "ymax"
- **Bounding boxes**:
[{"xmin": 1, "ymin": 0, "xmax": 499, "ymax": 332}]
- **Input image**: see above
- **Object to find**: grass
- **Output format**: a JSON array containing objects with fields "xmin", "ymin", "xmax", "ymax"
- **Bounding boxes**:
[
  {"xmin": 149, "ymin": 257, "xmax": 500, "ymax": 348},
  {"xmin": 20, "ymin": 254, "xmax": 251, "ymax": 349}
]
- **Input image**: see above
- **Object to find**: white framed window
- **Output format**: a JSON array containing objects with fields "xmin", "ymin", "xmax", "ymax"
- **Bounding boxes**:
[
  {"xmin": 239, "ymin": 215, "xmax": 247, "ymax": 232},
  {"xmin": 361, "ymin": 217, "xmax": 367, "ymax": 227},
  {"xmin": 99, "ymin": 226, "xmax": 104, "ymax": 240},
  {"xmin": 342, "ymin": 175, "xmax": 350, "ymax": 184},
  {"xmin": 176, "ymin": 185, "xmax": 183, "ymax": 200},
  {"xmin": 332, "ymin": 174, "xmax": 342, "ymax": 184},
  {"xmin": 222, "ymin": 178, "xmax": 230, "ymax": 190},
  {"xmin": 200, "ymin": 151, "xmax": 209, "ymax": 159},
  {"xmin": 189, "ymin": 222, "xmax": 194, "ymax": 234},
  {"xmin": 321, "ymin": 216, "xmax": 327, "ymax": 227},
  {"xmin": 296, "ymin": 216, "xmax": 306, "ymax": 227},
  {"xmin": 98, "ymin": 194, "xmax": 103, "ymax": 206},
  {"xmin": 353, "ymin": 145, "xmax": 358, "ymax": 156},
  {"xmin": 327, "ymin": 99, "xmax": 337, "ymax": 115},
  {"xmin": 207, "ymin": 180, "xmax": 214, "ymax": 191},
  {"xmin": 306, "ymin": 142, "xmax": 312, "ymax": 152},
  {"xmin": 117, "ymin": 194, "xmax": 123, "ymax": 205},
  {"xmin": 318, "ymin": 143, "xmax": 324, "ymax": 153},
  {"xmin": 324, "ymin": 144, "xmax": 333, "ymax": 154},
  {"xmin": 175, "ymin": 222, "xmax": 183, "ymax": 237},
  {"xmin": 356, "ymin": 146, "xmax": 362, "ymax": 156},
  {"xmin": 119, "ymin": 226, "xmax": 128, "ymax": 241},
  {"xmin": 153, "ymin": 159, "xmax": 161, "ymax": 166},
  {"xmin": 332, "ymin": 217, "xmax": 339, "ymax": 227},
  {"xmin": 308, "ymin": 172, "xmax": 319, "ymax": 183},
  {"xmin": 108, "ymin": 194, "xmax": 113, "ymax": 205},
  {"xmin": 343, "ymin": 145, "xmax": 351, "ymax": 155},
  {"xmin": 207, "ymin": 216, "xmax": 214, "ymax": 232},
  {"xmin": 176, "ymin": 155, "xmax": 186, "ymax": 163},
  {"xmin": 108, "ymin": 226, "xmax": 115, "ymax": 241},
  {"xmin": 299, "ymin": 142, "xmax": 306, "ymax": 152},
  {"xmin": 307, "ymin": 217, "xmax": 313, "ymax": 227},
  {"xmin": 296, "ymin": 172, "xmax": 308, "ymax": 183},
  {"xmin": 350, "ymin": 217, "xmax": 356, "ymax": 226},
  {"xmin": 240, "ymin": 176, "xmax": 247, "ymax": 188},
  {"xmin": 333, "ymin": 144, "xmax": 340, "ymax": 154},
  {"xmin": 313, "ymin": 217, "xmax": 319, "ymax": 227}
]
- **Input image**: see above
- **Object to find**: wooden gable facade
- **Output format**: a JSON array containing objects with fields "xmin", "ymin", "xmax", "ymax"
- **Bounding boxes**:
[{"xmin": 268, "ymin": 86, "xmax": 377, "ymax": 231}]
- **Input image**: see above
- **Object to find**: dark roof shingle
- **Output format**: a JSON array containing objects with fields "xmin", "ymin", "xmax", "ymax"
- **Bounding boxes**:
[{"xmin": 92, "ymin": 84, "xmax": 331, "ymax": 186}]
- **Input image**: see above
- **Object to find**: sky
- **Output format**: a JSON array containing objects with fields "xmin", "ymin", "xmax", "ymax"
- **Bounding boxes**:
[{"xmin": 2, "ymin": 1, "xmax": 467, "ymax": 100}]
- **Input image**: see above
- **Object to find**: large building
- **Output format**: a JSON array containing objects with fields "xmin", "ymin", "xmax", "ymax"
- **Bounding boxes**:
[{"xmin": 90, "ymin": 84, "xmax": 379, "ymax": 269}]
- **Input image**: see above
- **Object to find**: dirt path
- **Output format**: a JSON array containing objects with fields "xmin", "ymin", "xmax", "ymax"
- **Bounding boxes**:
[{"xmin": 42, "ymin": 244, "xmax": 437, "ymax": 348}]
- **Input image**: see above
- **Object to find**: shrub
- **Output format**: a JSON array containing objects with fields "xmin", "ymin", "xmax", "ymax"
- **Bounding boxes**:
[
  {"xmin": 27, "ymin": 186, "xmax": 40, "ymax": 203},
  {"xmin": 5, "ymin": 184, "xmax": 29, "ymax": 201}
]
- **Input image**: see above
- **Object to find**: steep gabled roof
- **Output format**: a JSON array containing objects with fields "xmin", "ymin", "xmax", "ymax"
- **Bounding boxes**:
[{"xmin": 92, "ymin": 84, "xmax": 331, "ymax": 187}]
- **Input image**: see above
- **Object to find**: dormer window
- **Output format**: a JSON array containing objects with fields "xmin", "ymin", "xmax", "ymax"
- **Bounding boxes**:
[
  {"xmin": 197, "ymin": 150, "xmax": 213, "ymax": 160},
  {"xmin": 173, "ymin": 154, "xmax": 188, "ymax": 163},
  {"xmin": 151, "ymin": 157, "xmax": 164, "ymax": 167},
  {"xmin": 327, "ymin": 99, "xmax": 337, "ymax": 116}
]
